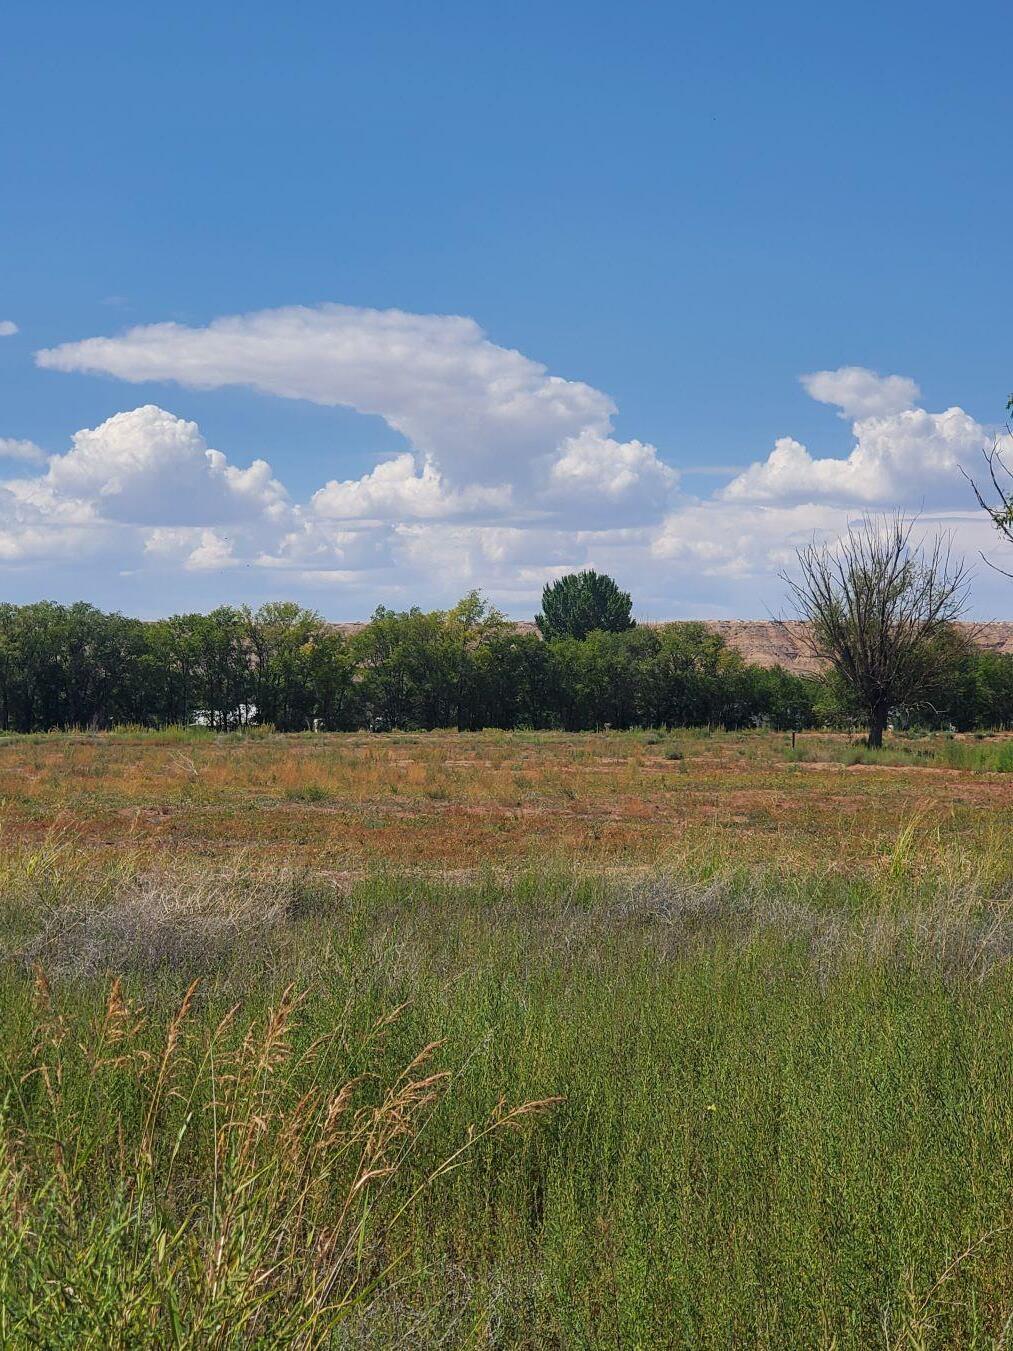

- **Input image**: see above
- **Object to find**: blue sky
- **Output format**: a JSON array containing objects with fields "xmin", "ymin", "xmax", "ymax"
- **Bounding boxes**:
[{"xmin": 2, "ymin": 1, "xmax": 1013, "ymax": 618}]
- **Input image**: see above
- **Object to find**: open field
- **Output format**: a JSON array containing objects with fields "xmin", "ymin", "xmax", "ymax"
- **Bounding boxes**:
[
  {"xmin": 1, "ymin": 730, "xmax": 1013, "ymax": 1346},
  {"xmin": 3, "ymin": 726, "xmax": 1013, "ymax": 872}
]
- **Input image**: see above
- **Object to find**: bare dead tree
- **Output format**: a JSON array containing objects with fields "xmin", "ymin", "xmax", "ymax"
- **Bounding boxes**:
[
  {"xmin": 780, "ymin": 514, "xmax": 970, "ymax": 747},
  {"xmin": 964, "ymin": 427, "xmax": 1013, "ymax": 577}
]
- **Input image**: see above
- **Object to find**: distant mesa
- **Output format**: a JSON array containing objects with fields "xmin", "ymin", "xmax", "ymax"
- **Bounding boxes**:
[
  {"xmin": 701, "ymin": 621, "xmax": 1013, "ymax": 675},
  {"xmin": 329, "ymin": 619, "xmax": 1013, "ymax": 676}
]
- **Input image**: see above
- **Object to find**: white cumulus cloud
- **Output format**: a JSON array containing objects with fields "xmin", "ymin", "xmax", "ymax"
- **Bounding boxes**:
[
  {"xmin": 546, "ymin": 431, "xmax": 678, "ymax": 521},
  {"xmin": 41, "ymin": 405, "xmax": 288, "ymax": 526},
  {"xmin": 0, "ymin": 479, "xmax": 109, "ymax": 564},
  {"xmin": 653, "ymin": 501, "xmax": 863, "ymax": 577},
  {"xmin": 800, "ymin": 366, "xmax": 920, "ymax": 419},
  {"xmin": 0, "ymin": 437, "xmax": 47, "ymax": 465},
  {"xmin": 0, "ymin": 321, "xmax": 18, "ymax": 338},
  {"xmin": 0, "ymin": 407, "xmax": 296, "ymax": 582},
  {"xmin": 36, "ymin": 304, "xmax": 618, "ymax": 489},
  {"xmin": 144, "ymin": 526, "xmax": 238, "ymax": 571},
  {"xmin": 723, "ymin": 369, "xmax": 996, "ymax": 509},
  {"xmin": 35, "ymin": 304, "xmax": 679, "ymax": 528},
  {"xmin": 311, "ymin": 453, "xmax": 511, "ymax": 522}
]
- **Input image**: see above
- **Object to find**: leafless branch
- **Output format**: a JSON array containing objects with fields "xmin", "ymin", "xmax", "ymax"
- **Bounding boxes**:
[
  {"xmin": 963, "ymin": 429, "xmax": 1013, "ymax": 575},
  {"xmin": 779, "ymin": 513, "xmax": 970, "ymax": 746}
]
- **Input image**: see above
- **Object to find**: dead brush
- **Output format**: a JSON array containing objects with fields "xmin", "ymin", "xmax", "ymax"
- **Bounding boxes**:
[
  {"xmin": 9, "ymin": 861, "xmax": 293, "ymax": 980},
  {"xmin": 0, "ymin": 973, "xmax": 562, "ymax": 1347},
  {"xmin": 857, "ymin": 866, "xmax": 1013, "ymax": 985},
  {"xmin": 613, "ymin": 856, "xmax": 1013, "ymax": 986}
]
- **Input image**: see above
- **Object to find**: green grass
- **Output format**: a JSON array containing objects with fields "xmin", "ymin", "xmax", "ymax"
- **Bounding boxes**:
[
  {"xmin": 0, "ymin": 844, "xmax": 1011, "ymax": 1345},
  {"xmin": 784, "ymin": 731, "xmax": 1013, "ymax": 772},
  {"xmin": 282, "ymin": 783, "xmax": 333, "ymax": 803}
]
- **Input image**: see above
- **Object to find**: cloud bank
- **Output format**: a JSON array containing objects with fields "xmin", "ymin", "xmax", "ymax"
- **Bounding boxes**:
[{"xmin": 0, "ymin": 305, "xmax": 1001, "ymax": 612}]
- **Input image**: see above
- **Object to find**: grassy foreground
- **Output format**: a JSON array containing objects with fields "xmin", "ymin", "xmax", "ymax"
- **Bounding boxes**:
[{"xmin": 0, "ymin": 829, "xmax": 1011, "ymax": 1346}]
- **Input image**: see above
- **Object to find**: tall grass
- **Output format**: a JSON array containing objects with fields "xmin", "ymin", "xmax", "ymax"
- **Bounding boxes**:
[
  {"xmin": 0, "ymin": 959, "xmax": 556, "ymax": 1345},
  {"xmin": 0, "ymin": 846, "xmax": 1011, "ymax": 1344}
]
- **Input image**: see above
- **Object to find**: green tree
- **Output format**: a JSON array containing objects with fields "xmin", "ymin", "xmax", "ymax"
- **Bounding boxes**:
[
  {"xmin": 639, "ymin": 623, "xmax": 738, "ymax": 728},
  {"xmin": 735, "ymin": 665, "xmax": 820, "ymax": 732},
  {"xmin": 148, "ymin": 615, "xmax": 205, "ymax": 727},
  {"xmin": 472, "ymin": 630, "xmax": 550, "ymax": 729},
  {"xmin": 303, "ymin": 629, "xmax": 360, "ymax": 730},
  {"xmin": 535, "ymin": 570, "xmax": 634, "ymax": 642},
  {"xmin": 972, "ymin": 650, "xmax": 1013, "ymax": 729},
  {"xmin": 15, "ymin": 602, "xmax": 70, "ymax": 730},
  {"xmin": 188, "ymin": 608, "xmax": 250, "ymax": 730},
  {"xmin": 353, "ymin": 606, "xmax": 456, "ymax": 730},
  {"xmin": 246, "ymin": 602, "xmax": 323, "ymax": 731},
  {"xmin": 546, "ymin": 628, "xmax": 656, "ymax": 730}
]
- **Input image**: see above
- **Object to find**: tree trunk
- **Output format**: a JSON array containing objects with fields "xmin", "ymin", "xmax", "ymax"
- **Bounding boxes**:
[{"xmin": 867, "ymin": 708, "xmax": 888, "ymax": 749}]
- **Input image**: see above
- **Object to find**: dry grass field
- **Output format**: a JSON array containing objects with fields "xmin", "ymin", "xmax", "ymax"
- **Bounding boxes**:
[
  {"xmin": 2, "ymin": 726, "xmax": 1012, "ymax": 871},
  {"xmin": 2, "ymin": 728, "xmax": 1013, "ymax": 1347}
]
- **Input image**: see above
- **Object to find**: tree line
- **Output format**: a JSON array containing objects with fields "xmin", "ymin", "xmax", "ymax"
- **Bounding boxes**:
[{"xmin": 1, "ymin": 581, "xmax": 1013, "ymax": 735}]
